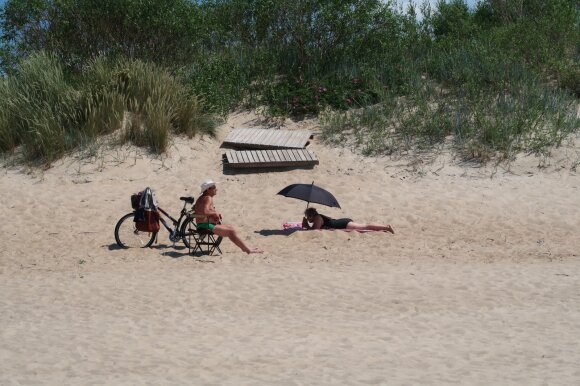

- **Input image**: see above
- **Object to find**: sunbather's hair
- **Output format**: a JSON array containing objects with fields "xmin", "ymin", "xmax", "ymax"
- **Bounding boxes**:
[{"xmin": 305, "ymin": 207, "xmax": 318, "ymax": 217}]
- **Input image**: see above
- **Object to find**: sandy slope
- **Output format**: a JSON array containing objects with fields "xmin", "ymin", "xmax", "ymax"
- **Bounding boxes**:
[{"xmin": 1, "ymin": 111, "xmax": 579, "ymax": 385}]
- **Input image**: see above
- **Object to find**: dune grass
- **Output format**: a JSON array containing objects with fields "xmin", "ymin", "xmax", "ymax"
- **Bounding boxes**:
[{"xmin": 0, "ymin": 54, "xmax": 217, "ymax": 164}]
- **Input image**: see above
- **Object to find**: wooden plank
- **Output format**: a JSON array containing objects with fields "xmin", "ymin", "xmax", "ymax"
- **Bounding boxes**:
[
  {"xmin": 232, "ymin": 150, "xmax": 242, "ymax": 164},
  {"xmin": 299, "ymin": 149, "xmax": 308, "ymax": 161},
  {"xmin": 283, "ymin": 131, "xmax": 299, "ymax": 148},
  {"xmin": 292, "ymin": 131, "xmax": 310, "ymax": 147},
  {"xmin": 288, "ymin": 149, "xmax": 298, "ymax": 162},
  {"xmin": 259, "ymin": 130, "xmax": 276, "ymax": 146},
  {"xmin": 277, "ymin": 149, "xmax": 288, "ymax": 162},
  {"xmin": 226, "ymin": 130, "xmax": 241, "ymax": 144},
  {"xmin": 260, "ymin": 150, "xmax": 270, "ymax": 163},
  {"xmin": 287, "ymin": 131, "xmax": 304, "ymax": 148},
  {"xmin": 242, "ymin": 150, "xmax": 252, "ymax": 165},
  {"xmin": 267, "ymin": 131, "xmax": 282, "ymax": 147},
  {"xmin": 223, "ymin": 128, "xmax": 312, "ymax": 149},
  {"xmin": 275, "ymin": 131, "xmax": 290, "ymax": 148},
  {"xmin": 223, "ymin": 149, "xmax": 318, "ymax": 168},
  {"xmin": 281, "ymin": 131, "xmax": 296, "ymax": 148},
  {"xmin": 225, "ymin": 150, "xmax": 235, "ymax": 164},
  {"xmin": 246, "ymin": 150, "xmax": 256, "ymax": 163},
  {"xmin": 254, "ymin": 150, "xmax": 264, "ymax": 164},
  {"xmin": 267, "ymin": 130, "xmax": 283, "ymax": 146},
  {"xmin": 242, "ymin": 128, "xmax": 257, "ymax": 145},
  {"xmin": 302, "ymin": 149, "xmax": 314, "ymax": 162},
  {"xmin": 293, "ymin": 149, "xmax": 306, "ymax": 162},
  {"xmin": 237, "ymin": 129, "xmax": 251, "ymax": 145},
  {"xmin": 255, "ymin": 150, "xmax": 264, "ymax": 163}
]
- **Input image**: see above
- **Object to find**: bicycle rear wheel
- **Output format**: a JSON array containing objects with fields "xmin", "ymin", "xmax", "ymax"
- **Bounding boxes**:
[
  {"xmin": 114, "ymin": 212, "xmax": 156, "ymax": 248},
  {"xmin": 180, "ymin": 217, "xmax": 196, "ymax": 249}
]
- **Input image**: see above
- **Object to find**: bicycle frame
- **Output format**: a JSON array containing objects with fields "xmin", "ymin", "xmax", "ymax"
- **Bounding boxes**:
[{"xmin": 157, "ymin": 198, "xmax": 194, "ymax": 242}]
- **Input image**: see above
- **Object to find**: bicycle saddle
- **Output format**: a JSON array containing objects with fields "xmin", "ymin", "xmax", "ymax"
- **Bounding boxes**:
[{"xmin": 180, "ymin": 196, "xmax": 195, "ymax": 203}]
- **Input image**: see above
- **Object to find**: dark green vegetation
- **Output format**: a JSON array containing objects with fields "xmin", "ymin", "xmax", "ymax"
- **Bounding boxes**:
[{"xmin": 1, "ymin": 0, "xmax": 578, "ymax": 164}]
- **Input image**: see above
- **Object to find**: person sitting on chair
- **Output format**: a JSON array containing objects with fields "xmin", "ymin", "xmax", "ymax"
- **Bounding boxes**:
[
  {"xmin": 302, "ymin": 207, "xmax": 394, "ymax": 233},
  {"xmin": 193, "ymin": 179, "xmax": 264, "ymax": 254}
]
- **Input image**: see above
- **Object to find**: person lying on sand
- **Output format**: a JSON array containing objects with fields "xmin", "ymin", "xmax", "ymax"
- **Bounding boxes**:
[
  {"xmin": 193, "ymin": 179, "xmax": 264, "ymax": 254},
  {"xmin": 302, "ymin": 207, "xmax": 395, "ymax": 233}
]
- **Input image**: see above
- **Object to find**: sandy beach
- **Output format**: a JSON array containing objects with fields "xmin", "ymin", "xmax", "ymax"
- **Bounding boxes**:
[{"xmin": 1, "ymin": 111, "xmax": 579, "ymax": 385}]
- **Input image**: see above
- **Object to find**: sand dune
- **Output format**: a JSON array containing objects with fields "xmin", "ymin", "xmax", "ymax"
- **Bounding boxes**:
[{"xmin": 1, "ymin": 111, "xmax": 579, "ymax": 385}]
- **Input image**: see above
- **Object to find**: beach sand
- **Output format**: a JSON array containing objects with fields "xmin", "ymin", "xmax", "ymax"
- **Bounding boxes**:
[{"xmin": 1, "ymin": 111, "xmax": 579, "ymax": 385}]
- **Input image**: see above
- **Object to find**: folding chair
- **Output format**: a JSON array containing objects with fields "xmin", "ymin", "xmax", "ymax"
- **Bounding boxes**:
[
  {"xmin": 191, "ymin": 228, "xmax": 223, "ymax": 256},
  {"xmin": 184, "ymin": 207, "xmax": 223, "ymax": 256}
]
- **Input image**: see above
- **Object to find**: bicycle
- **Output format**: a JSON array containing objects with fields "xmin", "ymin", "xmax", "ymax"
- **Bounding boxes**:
[{"xmin": 114, "ymin": 196, "xmax": 211, "ymax": 251}]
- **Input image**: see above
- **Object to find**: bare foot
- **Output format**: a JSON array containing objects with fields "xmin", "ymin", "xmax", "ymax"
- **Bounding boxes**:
[
  {"xmin": 247, "ymin": 247, "xmax": 264, "ymax": 254},
  {"xmin": 386, "ymin": 225, "xmax": 395, "ymax": 234}
]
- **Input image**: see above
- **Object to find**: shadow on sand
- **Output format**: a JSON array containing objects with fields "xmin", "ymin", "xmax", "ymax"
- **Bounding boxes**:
[{"xmin": 255, "ymin": 229, "xmax": 302, "ymax": 236}]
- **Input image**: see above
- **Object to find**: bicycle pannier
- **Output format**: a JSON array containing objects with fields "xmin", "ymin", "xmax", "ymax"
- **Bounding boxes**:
[
  {"xmin": 135, "ymin": 209, "xmax": 160, "ymax": 232},
  {"xmin": 131, "ymin": 192, "xmax": 142, "ymax": 210},
  {"xmin": 133, "ymin": 187, "xmax": 160, "ymax": 232}
]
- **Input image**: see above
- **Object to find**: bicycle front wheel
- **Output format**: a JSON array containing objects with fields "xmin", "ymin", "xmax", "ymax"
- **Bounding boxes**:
[{"xmin": 114, "ymin": 212, "xmax": 156, "ymax": 248}]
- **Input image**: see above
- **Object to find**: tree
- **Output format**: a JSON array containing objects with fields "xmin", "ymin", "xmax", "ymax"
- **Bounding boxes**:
[{"xmin": 1, "ymin": 0, "xmax": 203, "ymax": 72}]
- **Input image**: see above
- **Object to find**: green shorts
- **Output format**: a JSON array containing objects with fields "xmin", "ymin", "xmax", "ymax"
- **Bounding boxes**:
[{"xmin": 197, "ymin": 223, "xmax": 216, "ymax": 231}]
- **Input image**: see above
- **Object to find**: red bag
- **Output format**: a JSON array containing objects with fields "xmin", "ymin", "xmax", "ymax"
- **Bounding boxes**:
[{"xmin": 135, "ymin": 209, "xmax": 160, "ymax": 232}]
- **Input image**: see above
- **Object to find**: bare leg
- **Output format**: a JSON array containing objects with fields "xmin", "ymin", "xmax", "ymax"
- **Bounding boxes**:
[
  {"xmin": 346, "ymin": 222, "xmax": 395, "ymax": 234},
  {"xmin": 213, "ymin": 224, "xmax": 264, "ymax": 253}
]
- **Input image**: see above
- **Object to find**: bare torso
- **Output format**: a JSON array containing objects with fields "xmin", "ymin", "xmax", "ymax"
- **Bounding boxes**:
[{"xmin": 193, "ymin": 195, "xmax": 220, "ymax": 223}]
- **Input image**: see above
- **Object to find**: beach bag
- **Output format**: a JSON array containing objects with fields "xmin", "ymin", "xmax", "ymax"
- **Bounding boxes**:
[
  {"xmin": 135, "ymin": 209, "xmax": 160, "ymax": 232},
  {"xmin": 133, "ymin": 187, "xmax": 160, "ymax": 232}
]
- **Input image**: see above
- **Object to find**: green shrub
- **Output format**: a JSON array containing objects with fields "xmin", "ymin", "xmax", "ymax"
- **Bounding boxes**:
[{"xmin": 0, "ymin": 54, "xmax": 217, "ymax": 164}]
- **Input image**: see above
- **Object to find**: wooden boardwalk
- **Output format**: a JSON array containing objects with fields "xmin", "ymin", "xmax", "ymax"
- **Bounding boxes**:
[
  {"xmin": 223, "ymin": 149, "xmax": 319, "ymax": 169},
  {"xmin": 223, "ymin": 128, "xmax": 312, "ymax": 149}
]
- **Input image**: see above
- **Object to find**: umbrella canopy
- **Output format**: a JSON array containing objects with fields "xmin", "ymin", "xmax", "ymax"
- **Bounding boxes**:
[{"xmin": 277, "ymin": 182, "xmax": 341, "ymax": 208}]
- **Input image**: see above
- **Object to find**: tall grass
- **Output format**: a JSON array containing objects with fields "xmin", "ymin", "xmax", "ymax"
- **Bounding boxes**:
[
  {"xmin": 0, "ymin": 52, "xmax": 82, "ymax": 163},
  {"xmin": 321, "ymin": 76, "xmax": 578, "ymax": 161},
  {"xmin": 0, "ymin": 54, "xmax": 217, "ymax": 164},
  {"xmin": 117, "ymin": 59, "xmax": 217, "ymax": 152}
]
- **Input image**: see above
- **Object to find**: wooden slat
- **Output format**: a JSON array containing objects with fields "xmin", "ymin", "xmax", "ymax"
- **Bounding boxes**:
[
  {"xmin": 284, "ymin": 131, "xmax": 300, "ymax": 148},
  {"xmin": 293, "ymin": 149, "xmax": 305, "ymax": 162},
  {"xmin": 265, "ymin": 150, "xmax": 275, "ymax": 163},
  {"xmin": 233, "ymin": 151, "xmax": 242, "ymax": 164},
  {"xmin": 225, "ymin": 150, "xmax": 235, "ymax": 164},
  {"xmin": 278, "ymin": 149, "xmax": 289, "ymax": 162},
  {"xmin": 247, "ymin": 150, "xmax": 256, "ymax": 163},
  {"xmin": 227, "ymin": 130, "xmax": 242, "ymax": 144},
  {"xmin": 272, "ymin": 149, "xmax": 282, "ymax": 162},
  {"xmin": 240, "ymin": 151, "xmax": 249, "ymax": 164}
]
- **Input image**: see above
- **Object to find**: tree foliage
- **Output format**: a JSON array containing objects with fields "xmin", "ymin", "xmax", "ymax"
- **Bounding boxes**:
[
  {"xmin": 1, "ymin": 0, "xmax": 202, "ymax": 71},
  {"xmin": 0, "ymin": 0, "xmax": 578, "ymax": 163}
]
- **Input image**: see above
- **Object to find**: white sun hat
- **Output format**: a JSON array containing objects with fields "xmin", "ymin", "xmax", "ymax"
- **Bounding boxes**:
[{"xmin": 200, "ymin": 179, "xmax": 216, "ymax": 193}]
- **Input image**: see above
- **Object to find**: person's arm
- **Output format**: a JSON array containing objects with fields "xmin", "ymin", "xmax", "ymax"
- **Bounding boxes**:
[{"xmin": 311, "ymin": 214, "xmax": 324, "ymax": 230}]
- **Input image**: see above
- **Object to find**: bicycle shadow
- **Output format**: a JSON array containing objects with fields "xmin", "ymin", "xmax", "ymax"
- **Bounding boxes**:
[{"xmin": 255, "ymin": 229, "xmax": 302, "ymax": 236}]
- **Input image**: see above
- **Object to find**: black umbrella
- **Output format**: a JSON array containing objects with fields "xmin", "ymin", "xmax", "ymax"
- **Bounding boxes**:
[{"xmin": 277, "ymin": 182, "xmax": 341, "ymax": 208}]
